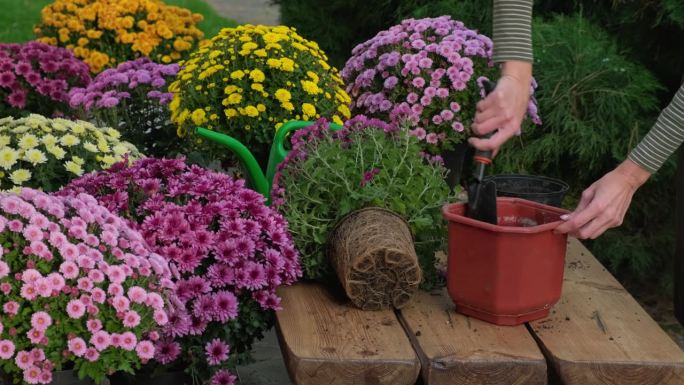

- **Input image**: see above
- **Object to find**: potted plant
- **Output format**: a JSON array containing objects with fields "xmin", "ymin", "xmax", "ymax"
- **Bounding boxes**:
[
  {"xmin": 68, "ymin": 58, "xmax": 180, "ymax": 157},
  {"xmin": 168, "ymin": 24, "xmax": 352, "ymax": 165},
  {"xmin": 60, "ymin": 158, "xmax": 301, "ymax": 384},
  {"xmin": 35, "ymin": 0, "xmax": 205, "ymax": 73},
  {"xmin": 340, "ymin": 16, "xmax": 541, "ymax": 187},
  {"xmin": 0, "ymin": 41, "xmax": 91, "ymax": 118},
  {"xmin": 0, "ymin": 114, "xmax": 140, "ymax": 193},
  {"xmin": 0, "ymin": 188, "xmax": 174, "ymax": 384},
  {"xmin": 272, "ymin": 116, "xmax": 452, "ymax": 309}
]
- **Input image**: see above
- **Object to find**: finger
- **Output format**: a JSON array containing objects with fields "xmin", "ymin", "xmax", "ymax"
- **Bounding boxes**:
[
  {"xmin": 555, "ymin": 187, "xmax": 597, "ymax": 234},
  {"xmin": 472, "ymin": 115, "xmax": 507, "ymax": 136},
  {"xmin": 473, "ymin": 105, "xmax": 501, "ymax": 124},
  {"xmin": 577, "ymin": 214, "xmax": 613, "ymax": 239},
  {"xmin": 468, "ymin": 128, "xmax": 515, "ymax": 155},
  {"xmin": 564, "ymin": 201, "xmax": 604, "ymax": 234},
  {"xmin": 476, "ymin": 95, "xmax": 496, "ymax": 112}
]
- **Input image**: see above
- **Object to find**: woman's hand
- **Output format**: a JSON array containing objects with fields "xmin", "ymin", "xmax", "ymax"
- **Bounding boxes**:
[
  {"xmin": 469, "ymin": 61, "xmax": 532, "ymax": 156},
  {"xmin": 555, "ymin": 159, "xmax": 651, "ymax": 239}
]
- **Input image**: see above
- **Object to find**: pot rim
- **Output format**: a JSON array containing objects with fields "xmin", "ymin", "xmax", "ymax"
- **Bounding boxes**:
[
  {"xmin": 483, "ymin": 174, "xmax": 570, "ymax": 196},
  {"xmin": 442, "ymin": 197, "xmax": 570, "ymax": 234}
]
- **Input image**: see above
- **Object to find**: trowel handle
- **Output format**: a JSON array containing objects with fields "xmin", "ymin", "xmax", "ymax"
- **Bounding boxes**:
[{"xmin": 473, "ymin": 79, "xmax": 497, "ymax": 168}]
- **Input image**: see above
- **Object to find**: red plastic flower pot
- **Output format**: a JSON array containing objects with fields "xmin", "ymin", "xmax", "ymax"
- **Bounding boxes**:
[{"xmin": 442, "ymin": 198, "xmax": 570, "ymax": 326}]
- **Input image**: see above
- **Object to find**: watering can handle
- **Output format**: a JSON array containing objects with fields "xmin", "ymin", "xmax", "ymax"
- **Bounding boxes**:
[
  {"xmin": 265, "ymin": 120, "xmax": 344, "ymax": 185},
  {"xmin": 195, "ymin": 127, "xmax": 270, "ymax": 198},
  {"xmin": 273, "ymin": 120, "xmax": 345, "ymax": 160}
]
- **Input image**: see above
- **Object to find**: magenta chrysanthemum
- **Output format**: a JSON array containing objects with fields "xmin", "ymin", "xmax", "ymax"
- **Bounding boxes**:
[
  {"xmin": 0, "ymin": 41, "xmax": 90, "ymax": 117},
  {"xmin": 204, "ymin": 339, "xmax": 229, "ymax": 366},
  {"xmin": 210, "ymin": 369, "xmax": 237, "ymax": 385}
]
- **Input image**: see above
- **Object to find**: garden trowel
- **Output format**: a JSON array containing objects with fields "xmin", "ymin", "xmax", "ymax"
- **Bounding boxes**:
[{"xmin": 466, "ymin": 79, "xmax": 498, "ymax": 224}]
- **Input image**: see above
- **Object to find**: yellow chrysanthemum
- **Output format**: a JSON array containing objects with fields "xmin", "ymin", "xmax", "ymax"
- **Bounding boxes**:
[
  {"xmin": 64, "ymin": 161, "xmax": 84, "ymax": 176},
  {"xmin": 60, "ymin": 134, "xmax": 80, "ymax": 146},
  {"xmin": 0, "ymin": 148, "xmax": 19, "ymax": 170},
  {"xmin": 337, "ymin": 104, "xmax": 351, "ymax": 118},
  {"xmin": 227, "ymin": 93, "xmax": 242, "ymax": 104},
  {"xmin": 101, "ymin": 155, "xmax": 117, "ymax": 167},
  {"xmin": 191, "ymin": 109, "xmax": 207, "ymax": 125},
  {"xmin": 97, "ymin": 140, "xmax": 111, "ymax": 153},
  {"xmin": 40, "ymin": 134, "xmax": 57, "ymax": 147},
  {"xmin": 244, "ymin": 105, "xmax": 259, "ymax": 117},
  {"xmin": 24, "ymin": 149, "xmax": 48, "ymax": 165},
  {"xmin": 301, "ymin": 80, "xmax": 320, "ymax": 95},
  {"xmin": 83, "ymin": 142, "xmax": 99, "ymax": 152},
  {"xmin": 112, "ymin": 144, "xmax": 129, "ymax": 156},
  {"xmin": 302, "ymin": 103, "xmax": 316, "ymax": 117},
  {"xmin": 275, "ymin": 89, "xmax": 291, "ymax": 103},
  {"xmin": 47, "ymin": 145, "xmax": 66, "ymax": 160},
  {"xmin": 169, "ymin": 24, "xmax": 351, "ymax": 151},
  {"xmin": 71, "ymin": 155, "xmax": 85, "ymax": 165},
  {"xmin": 230, "ymin": 70, "xmax": 245, "ymax": 80},
  {"xmin": 18, "ymin": 134, "xmax": 39, "ymax": 149},
  {"xmin": 249, "ymin": 69, "xmax": 265, "ymax": 82},
  {"xmin": 10, "ymin": 169, "xmax": 31, "ymax": 185}
]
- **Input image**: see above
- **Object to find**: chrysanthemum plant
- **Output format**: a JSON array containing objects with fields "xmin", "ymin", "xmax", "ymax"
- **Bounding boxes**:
[
  {"xmin": 69, "ymin": 58, "xmax": 180, "ymax": 157},
  {"xmin": 0, "ymin": 115, "xmax": 140, "ymax": 192},
  {"xmin": 0, "ymin": 42, "xmax": 91, "ymax": 118},
  {"xmin": 272, "ymin": 116, "xmax": 451, "ymax": 288},
  {"xmin": 35, "ymin": 0, "xmax": 204, "ymax": 73},
  {"xmin": 0, "ymin": 189, "xmax": 174, "ymax": 385},
  {"xmin": 168, "ymin": 25, "xmax": 352, "ymax": 164},
  {"xmin": 341, "ymin": 16, "xmax": 541, "ymax": 155},
  {"xmin": 60, "ymin": 158, "xmax": 301, "ymax": 384}
]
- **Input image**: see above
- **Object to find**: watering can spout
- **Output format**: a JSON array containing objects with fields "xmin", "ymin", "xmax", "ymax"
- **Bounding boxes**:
[{"xmin": 195, "ymin": 127, "xmax": 270, "ymax": 199}]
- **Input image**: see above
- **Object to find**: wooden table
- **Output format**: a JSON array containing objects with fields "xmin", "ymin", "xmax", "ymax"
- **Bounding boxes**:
[{"xmin": 276, "ymin": 239, "xmax": 684, "ymax": 385}]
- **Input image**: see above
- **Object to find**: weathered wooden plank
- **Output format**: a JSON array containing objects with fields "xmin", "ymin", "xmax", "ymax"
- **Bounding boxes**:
[
  {"xmin": 275, "ymin": 283, "xmax": 420, "ymax": 385},
  {"xmin": 398, "ymin": 289, "xmax": 546, "ymax": 385},
  {"xmin": 530, "ymin": 238, "xmax": 684, "ymax": 385}
]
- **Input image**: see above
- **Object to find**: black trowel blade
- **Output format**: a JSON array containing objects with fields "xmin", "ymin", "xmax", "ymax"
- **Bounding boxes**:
[{"xmin": 466, "ymin": 179, "xmax": 497, "ymax": 224}]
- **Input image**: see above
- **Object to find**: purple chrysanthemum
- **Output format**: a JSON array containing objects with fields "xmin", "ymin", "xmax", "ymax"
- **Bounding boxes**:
[
  {"xmin": 340, "ymin": 16, "xmax": 541, "ymax": 153},
  {"xmin": 192, "ymin": 295, "xmax": 215, "ymax": 321},
  {"xmin": 204, "ymin": 339, "xmax": 229, "ymax": 366},
  {"xmin": 212, "ymin": 291, "xmax": 238, "ymax": 322},
  {"xmin": 154, "ymin": 340, "xmax": 181, "ymax": 364},
  {"xmin": 210, "ymin": 369, "xmax": 236, "ymax": 385}
]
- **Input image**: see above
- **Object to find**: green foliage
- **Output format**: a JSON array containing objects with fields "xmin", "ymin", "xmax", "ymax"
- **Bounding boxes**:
[
  {"xmin": 395, "ymin": 0, "xmax": 492, "ymax": 36},
  {"xmin": 535, "ymin": 0, "xmax": 684, "ymax": 92},
  {"xmin": 494, "ymin": 14, "xmax": 662, "ymax": 190},
  {"xmin": 273, "ymin": 118, "xmax": 453, "ymax": 288},
  {"xmin": 275, "ymin": 0, "xmax": 399, "ymax": 68}
]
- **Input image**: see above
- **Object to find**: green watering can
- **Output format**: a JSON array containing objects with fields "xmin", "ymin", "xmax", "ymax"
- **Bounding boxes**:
[{"xmin": 195, "ymin": 120, "xmax": 343, "ymax": 204}]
